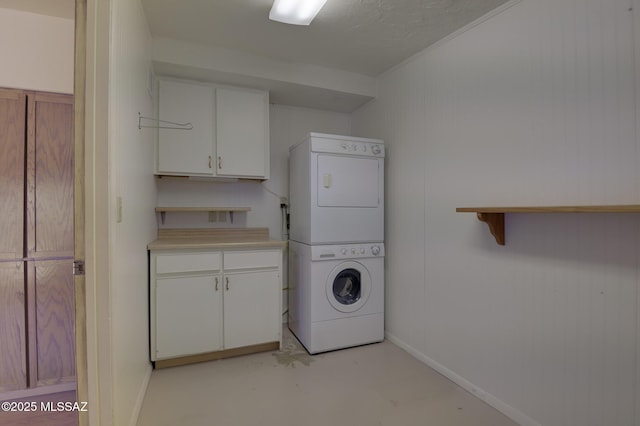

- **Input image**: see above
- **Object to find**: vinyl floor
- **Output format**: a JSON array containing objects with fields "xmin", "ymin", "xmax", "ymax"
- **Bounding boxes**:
[{"xmin": 137, "ymin": 328, "xmax": 518, "ymax": 426}]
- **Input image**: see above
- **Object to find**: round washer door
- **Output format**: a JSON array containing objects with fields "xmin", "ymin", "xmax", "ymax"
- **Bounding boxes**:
[{"xmin": 326, "ymin": 261, "xmax": 371, "ymax": 313}]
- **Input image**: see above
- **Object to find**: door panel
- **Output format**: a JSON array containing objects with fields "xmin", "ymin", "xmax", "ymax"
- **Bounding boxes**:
[
  {"xmin": 223, "ymin": 271, "xmax": 280, "ymax": 349},
  {"xmin": 157, "ymin": 80, "xmax": 214, "ymax": 175},
  {"xmin": 155, "ymin": 274, "xmax": 223, "ymax": 359},
  {"xmin": 317, "ymin": 155, "xmax": 380, "ymax": 207},
  {"xmin": 31, "ymin": 260, "xmax": 76, "ymax": 387},
  {"xmin": 27, "ymin": 93, "xmax": 74, "ymax": 259},
  {"xmin": 0, "ymin": 262, "xmax": 27, "ymax": 392},
  {"xmin": 216, "ymin": 87, "xmax": 268, "ymax": 177},
  {"xmin": 0, "ymin": 89, "xmax": 26, "ymax": 260}
]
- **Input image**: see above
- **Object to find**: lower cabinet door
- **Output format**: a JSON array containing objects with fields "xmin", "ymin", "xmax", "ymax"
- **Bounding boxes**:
[
  {"xmin": 155, "ymin": 274, "xmax": 223, "ymax": 359},
  {"xmin": 223, "ymin": 270, "xmax": 280, "ymax": 349},
  {"xmin": 0, "ymin": 261, "xmax": 27, "ymax": 392},
  {"xmin": 31, "ymin": 260, "xmax": 75, "ymax": 387}
]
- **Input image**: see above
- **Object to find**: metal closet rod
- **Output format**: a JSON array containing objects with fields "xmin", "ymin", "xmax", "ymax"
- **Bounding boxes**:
[{"xmin": 138, "ymin": 112, "xmax": 193, "ymax": 130}]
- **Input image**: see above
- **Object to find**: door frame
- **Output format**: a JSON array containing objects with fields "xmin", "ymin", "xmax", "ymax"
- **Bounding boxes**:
[
  {"xmin": 75, "ymin": 0, "xmax": 114, "ymax": 424},
  {"xmin": 73, "ymin": 1, "xmax": 88, "ymax": 425}
]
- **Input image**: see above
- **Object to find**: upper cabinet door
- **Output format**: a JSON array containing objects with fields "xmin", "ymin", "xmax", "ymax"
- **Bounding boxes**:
[
  {"xmin": 157, "ymin": 80, "xmax": 214, "ymax": 176},
  {"xmin": 0, "ymin": 89, "xmax": 25, "ymax": 260},
  {"xmin": 27, "ymin": 92, "xmax": 74, "ymax": 259},
  {"xmin": 216, "ymin": 87, "xmax": 269, "ymax": 179}
]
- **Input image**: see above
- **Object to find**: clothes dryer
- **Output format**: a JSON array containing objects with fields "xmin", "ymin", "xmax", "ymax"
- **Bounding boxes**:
[{"xmin": 289, "ymin": 133, "xmax": 384, "ymax": 245}]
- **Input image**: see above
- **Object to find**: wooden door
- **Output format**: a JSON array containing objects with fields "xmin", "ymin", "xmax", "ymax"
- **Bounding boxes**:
[
  {"xmin": 0, "ymin": 262, "xmax": 27, "ymax": 392},
  {"xmin": 27, "ymin": 260, "xmax": 76, "ymax": 388},
  {"xmin": 26, "ymin": 92, "xmax": 74, "ymax": 260},
  {"xmin": 0, "ymin": 89, "xmax": 26, "ymax": 261}
]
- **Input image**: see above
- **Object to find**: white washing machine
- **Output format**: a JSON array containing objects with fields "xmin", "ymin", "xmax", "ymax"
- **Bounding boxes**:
[
  {"xmin": 289, "ymin": 133, "xmax": 385, "ymax": 245},
  {"xmin": 288, "ymin": 240, "xmax": 385, "ymax": 354}
]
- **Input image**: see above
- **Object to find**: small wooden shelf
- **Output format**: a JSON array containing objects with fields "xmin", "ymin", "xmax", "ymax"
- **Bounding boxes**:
[
  {"xmin": 155, "ymin": 207, "xmax": 251, "ymax": 224},
  {"xmin": 456, "ymin": 204, "xmax": 640, "ymax": 245}
]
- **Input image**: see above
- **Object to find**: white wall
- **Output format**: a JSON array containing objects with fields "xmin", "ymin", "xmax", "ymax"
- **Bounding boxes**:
[
  {"xmin": 108, "ymin": 0, "xmax": 156, "ymax": 424},
  {"xmin": 352, "ymin": 0, "xmax": 640, "ymax": 425},
  {"xmin": 0, "ymin": 8, "xmax": 74, "ymax": 94}
]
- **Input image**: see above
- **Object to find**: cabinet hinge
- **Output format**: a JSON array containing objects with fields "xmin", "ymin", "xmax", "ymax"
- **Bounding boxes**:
[{"xmin": 73, "ymin": 260, "xmax": 86, "ymax": 276}]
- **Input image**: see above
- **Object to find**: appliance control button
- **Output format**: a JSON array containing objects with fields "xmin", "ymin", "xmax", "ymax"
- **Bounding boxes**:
[
  {"xmin": 359, "ymin": 248, "xmax": 365, "ymax": 254},
  {"xmin": 341, "ymin": 143, "xmax": 348, "ymax": 150},
  {"xmin": 372, "ymin": 145, "xmax": 381, "ymax": 155},
  {"xmin": 371, "ymin": 245, "xmax": 380, "ymax": 255},
  {"xmin": 340, "ymin": 248, "xmax": 348, "ymax": 255},
  {"xmin": 351, "ymin": 248, "xmax": 357, "ymax": 254}
]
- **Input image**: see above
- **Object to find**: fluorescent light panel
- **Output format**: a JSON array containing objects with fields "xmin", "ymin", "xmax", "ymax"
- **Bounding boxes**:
[{"xmin": 269, "ymin": 0, "xmax": 328, "ymax": 25}]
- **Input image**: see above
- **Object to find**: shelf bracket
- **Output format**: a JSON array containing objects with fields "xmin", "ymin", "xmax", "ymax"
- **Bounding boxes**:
[
  {"xmin": 476, "ymin": 212, "xmax": 505, "ymax": 245},
  {"xmin": 160, "ymin": 211, "xmax": 166, "ymax": 225}
]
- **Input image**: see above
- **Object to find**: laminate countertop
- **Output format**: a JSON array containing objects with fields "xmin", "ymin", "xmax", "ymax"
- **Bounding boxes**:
[{"xmin": 148, "ymin": 228, "xmax": 288, "ymax": 251}]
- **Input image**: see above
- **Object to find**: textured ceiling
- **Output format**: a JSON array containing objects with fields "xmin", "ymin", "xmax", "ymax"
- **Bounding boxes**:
[{"xmin": 142, "ymin": 0, "xmax": 510, "ymax": 76}]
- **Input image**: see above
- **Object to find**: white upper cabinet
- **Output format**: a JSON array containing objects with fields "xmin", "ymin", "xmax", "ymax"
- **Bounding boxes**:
[
  {"xmin": 157, "ymin": 80, "xmax": 214, "ymax": 176},
  {"xmin": 155, "ymin": 79, "xmax": 270, "ymax": 180},
  {"xmin": 216, "ymin": 87, "xmax": 269, "ymax": 179}
]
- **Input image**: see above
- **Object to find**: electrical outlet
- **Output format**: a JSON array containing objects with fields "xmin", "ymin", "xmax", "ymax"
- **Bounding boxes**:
[{"xmin": 280, "ymin": 197, "xmax": 288, "ymax": 205}]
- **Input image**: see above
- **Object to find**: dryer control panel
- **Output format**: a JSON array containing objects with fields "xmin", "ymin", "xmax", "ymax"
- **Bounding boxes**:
[
  {"xmin": 311, "ymin": 243, "xmax": 385, "ymax": 261},
  {"xmin": 310, "ymin": 136, "xmax": 385, "ymax": 158}
]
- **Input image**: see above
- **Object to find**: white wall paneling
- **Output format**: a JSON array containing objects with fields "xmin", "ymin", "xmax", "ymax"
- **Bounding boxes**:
[
  {"xmin": 353, "ymin": 0, "xmax": 639, "ymax": 425},
  {"xmin": 109, "ymin": 0, "xmax": 156, "ymax": 424}
]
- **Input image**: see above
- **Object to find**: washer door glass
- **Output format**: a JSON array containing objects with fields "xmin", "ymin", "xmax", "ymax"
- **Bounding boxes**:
[
  {"xmin": 326, "ymin": 261, "xmax": 371, "ymax": 313},
  {"xmin": 333, "ymin": 269, "xmax": 361, "ymax": 305}
]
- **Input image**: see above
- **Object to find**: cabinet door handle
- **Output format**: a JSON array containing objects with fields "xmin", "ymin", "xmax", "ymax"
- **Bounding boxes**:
[
  {"xmin": 215, "ymin": 277, "xmax": 219, "ymax": 291},
  {"xmin": 225, "ymin": 277, "xmax": 229, "ymax": 291},
  {"xmin": 218, "ymin": 156, "xmax": 222, "ymax": 170},
  {"xmin": 208, "ymin": 155, "xmax": 212, "ymax": 169}
]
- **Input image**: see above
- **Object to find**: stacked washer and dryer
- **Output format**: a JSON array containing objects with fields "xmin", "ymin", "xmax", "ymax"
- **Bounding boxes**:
[{"xmin": 288, "ymin": 133, "xmax": 385, "ymax": 354}]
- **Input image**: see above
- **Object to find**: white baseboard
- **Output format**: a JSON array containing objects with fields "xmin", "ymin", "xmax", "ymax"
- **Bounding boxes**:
[
  {"xmin": 129, "ymin": 364, "xmax": 152, "ymax": 426},
  {"xmin": 385, "ymin": 331, "xmax": 540, "ymax": 426}
]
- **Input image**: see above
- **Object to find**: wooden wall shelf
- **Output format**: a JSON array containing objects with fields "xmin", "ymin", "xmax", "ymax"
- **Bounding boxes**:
[
  {"xmin": 155, "ymin": 207, "xmax": 251, "ymax": 224},
  {"xmin": 456, "ymin": 205, "xmax": 640, "ymax": 245}
]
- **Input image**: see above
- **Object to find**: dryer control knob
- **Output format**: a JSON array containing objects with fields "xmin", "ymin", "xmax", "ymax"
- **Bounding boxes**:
[
  {"xmin": 351, "ymin": 248, "xmax": 357, "ymax": 254},
  {"xmin": 371, "ymin": 245, "xmax": 381, "ymax": 256},
  {"xmin": 371, "ymin": 145, "xmax": 382, "ymax": 155},
  {"xmin": 359, "ymin": 248, "xmax": 365, "ymax": 254},
  {"xmin": 340, "ymin": 248, "xmax": 348, "ymax": 255}
]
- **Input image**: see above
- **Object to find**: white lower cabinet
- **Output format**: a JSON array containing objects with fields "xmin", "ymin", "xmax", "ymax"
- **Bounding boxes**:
[
  {"xmin": 155, "ymin": 274, "xmax": 223, "ymax": 359},
  {"xmin": 223, "ymin": 270, "xmax": 281, "ymax": 349},
  {"xmin": 150, "ymin": 248, "xmax": 282, "ymax": 364}
]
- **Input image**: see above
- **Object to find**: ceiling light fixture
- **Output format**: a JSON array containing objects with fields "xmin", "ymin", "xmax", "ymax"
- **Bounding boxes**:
[{"xmin": 269, "ymin": 0, "xmax": 328, "ymax": 26}]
